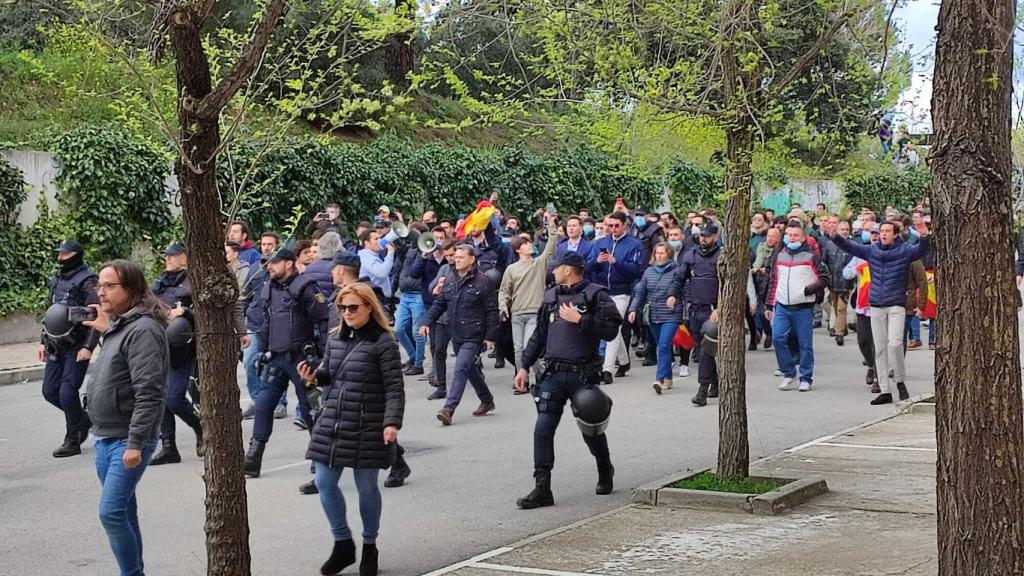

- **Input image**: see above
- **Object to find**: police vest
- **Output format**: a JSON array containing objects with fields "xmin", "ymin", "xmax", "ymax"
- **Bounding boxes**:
[
  {"xmin": 153, "ymin": 270, "xmax": 193, "ymax": 309},
  {"xmin": 48, "ymin": 266, "xmax": 96, "ymax": 307},
  {"xmin": 541, "ymin": 282, "xmax": 607, "ymax": 364},
  {"xmin": 262, "ymin": 273, "xmax": 321, "ymax": 353}
]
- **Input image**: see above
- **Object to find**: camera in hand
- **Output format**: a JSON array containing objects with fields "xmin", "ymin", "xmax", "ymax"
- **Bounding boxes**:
[
  {"xmin": 67, "ymin": 306, "xmax": 98, "ymax": 323},
  {"xmin": 302, "ymin": 343, "xmax": 321, "ymax": 374}
]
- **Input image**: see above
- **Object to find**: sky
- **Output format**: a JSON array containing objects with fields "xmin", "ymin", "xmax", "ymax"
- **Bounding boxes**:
[{"xmin": 892, "ymin": 0, "xmax": 940, "ymax": 133}]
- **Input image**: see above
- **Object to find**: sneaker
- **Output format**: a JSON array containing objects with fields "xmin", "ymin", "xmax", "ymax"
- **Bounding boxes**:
[
  {"xmin": 273, "ymin": 404, "xmax": 287, "ymax": 419},
  {"xmin": 928, "ymin": 343, "xmax": 935, "ymax": 351},
  {"xmin": 778, "ymin": 377, "xmax": 795, "ymax": 391},
  {"xmin": 798, "ymin": 381, "xmax": 811, "ymax": 392},
  {"xmin": 293, "ymin": 417, "xmax": 308, "ymax": 431},
  {"xmin": 773, "ymin": 369, "xmax": 783, "ymax": 377},
  {"xmin": 427, "ymin": 388, "xmax": 447, "ymax": 401},
  {"xmin": 678, "ymin": 365, "xmax": 690, "ymax": 377},
  {"xmin": 240, "ymin": 404, "xmax": 255, "ymax": 420}
]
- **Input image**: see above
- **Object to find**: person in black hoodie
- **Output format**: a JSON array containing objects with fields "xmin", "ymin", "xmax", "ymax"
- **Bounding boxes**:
[{"xmin": 300, "ymin": 282, "xmax": 405, "ymax": 576}]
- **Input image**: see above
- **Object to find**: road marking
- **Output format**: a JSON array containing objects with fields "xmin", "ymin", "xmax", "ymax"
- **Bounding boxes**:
[
  {"xmin": 420, "ymin": 548, "xmax": 513, "ymax": 576},
  {"xmin": 817, "ymin": 442, "xmax": 936, "ymax": 452},
  {"xmin": 474, "ymin": 562, "xmax": 612, "ymax": 576},
  {"xmin": 259, "ymin": 460, "xmax": 313, "ymax": 475},
  {"xmin": 784, "ymin": 433, "xmax": 837, "ymax": 453}
]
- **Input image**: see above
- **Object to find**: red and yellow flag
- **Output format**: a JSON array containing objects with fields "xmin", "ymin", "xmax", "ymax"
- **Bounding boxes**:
[
  {"xmin": 856, "ymin": 261, "xmax": 871, "ymax": 310},
  {"xmin": 921, "ymin": 270, "xmax": 936, "ymax": 319},
  {"xmin": 455, "ymin": 200, "xmax": 495, "ymax": 239},
  {"xmin": 673, "ymin": 324, "xmax": 695, "ymax": 350}
]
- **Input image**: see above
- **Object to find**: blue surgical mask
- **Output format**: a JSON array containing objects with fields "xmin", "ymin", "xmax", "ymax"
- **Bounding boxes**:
[
  {"xmin": 583, "ymin": 224, "xmax": 594, "ymax": 236},
  {"xmin": 634, "ymin": 216, "xmax": 647, "ymax": 229},
  {"xmin": 532, "ymin": 246, "xmax": 539, "ymax": 256},
  {"xmin": 785, "ymin": 241, "xmax": 802, "ymax": 251},
  {"xmin": 861, "ymin": 230, "xmax": 872, "ymax": 243},
  {"xmin": 669, "ymin": 240, "xmax": 683, "ymax": 251},
  {"xmin": 501, "ymin": 236, "xmax": 512, "ymax": 245}
]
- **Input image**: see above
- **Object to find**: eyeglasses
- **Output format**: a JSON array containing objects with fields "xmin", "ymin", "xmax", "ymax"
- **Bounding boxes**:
[
  {"xmin": 339, "ymin": 303, "xmax": 364, "ymax": 314},
  {"xmin": 93, "ymin": 283, "xmax": 122, "ymax": 293}
]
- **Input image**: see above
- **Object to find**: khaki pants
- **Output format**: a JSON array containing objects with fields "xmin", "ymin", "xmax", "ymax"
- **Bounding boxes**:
[
  {"xmin": 830, "ymin": 291, "xmax": 849, "ymax": 335},
  {"xmin": 870, "ymin": 306, "xmax": 907, "ymax": 394}
]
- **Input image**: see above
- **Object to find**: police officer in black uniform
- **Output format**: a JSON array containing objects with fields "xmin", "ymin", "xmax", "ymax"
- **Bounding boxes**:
[
  {"xmin": 150, "ymin": 241, "xmax": 205, "ymax": 465},
  {"xmin": 513, "ymin": 251, "xmax": 622, "ymax": 509},
  {"xmin": 39, "ymin": 240, "xmax": 99, "ymax": 457},
  {"xmin": 246, "ymin": 248, "xmax": 330, "ymax": 478}
]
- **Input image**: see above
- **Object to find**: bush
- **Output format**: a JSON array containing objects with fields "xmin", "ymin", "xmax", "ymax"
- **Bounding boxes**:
[
  {"xmin": 666, "ymin": 158, "xmax": 722, "ymax": 213},
  {"xmin": 842, "ymin": 166, "xmax": 930, "ymax": 215}
]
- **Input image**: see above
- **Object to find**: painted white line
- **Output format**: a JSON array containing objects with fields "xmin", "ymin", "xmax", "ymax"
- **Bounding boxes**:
[
  {"xmin": 259, "ymin": 460, "xmax": 312, "ymax": 475},
  {"xmin": 473, "ymin": 563, "xmax": 611, "ymax": 576},
  {"xmin": 784, "ymin": 433, "xmax": 837, "ymax": 453},
  {"xmin": 420, "ymin": 548, "xmax": 514, "ymax": 576},
  {"xmin": 817, "ymin": 442, "xmax": 936, "ymax": 452}
]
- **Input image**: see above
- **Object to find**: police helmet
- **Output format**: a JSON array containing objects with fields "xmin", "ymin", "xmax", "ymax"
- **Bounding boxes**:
[
  {"xmin": 701, "ymin": 318, "xmax": 720, "ymax": 358},
  {"xmin": 42, "ymin": 304, "xmax": 75, "ymax": 340},
  {"xmin": 571, "ymin": 385, "xmax": 613, "ymax": 437},
  {"xmin": 166, "ymin": 316, "xmax": 195, "ymax": 348},
  {"xmin": 484, "ymin": 267, "xmax": 503, "ymax": 289}
]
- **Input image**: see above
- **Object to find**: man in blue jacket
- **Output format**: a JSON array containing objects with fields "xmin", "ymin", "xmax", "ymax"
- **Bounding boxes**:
[
  {"xmin": 586, "ymin": 211, "xmax": 645, "ymax": 384},
  {"xmin": 554, "ymin": 215, "xmax": 593, "ymax": 261},
  {"xmin": 832, "ymin": 219, "xmax": 930, "ymax": 404}
]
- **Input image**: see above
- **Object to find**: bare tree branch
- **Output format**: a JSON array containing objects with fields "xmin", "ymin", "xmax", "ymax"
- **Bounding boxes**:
[
  {"xmin": 196, "ymin": 0, "xmax": 289, "ymax": 119},
  {"xmin": 769, "ymin": 9, "xmax": 854, "ymax": 96}
]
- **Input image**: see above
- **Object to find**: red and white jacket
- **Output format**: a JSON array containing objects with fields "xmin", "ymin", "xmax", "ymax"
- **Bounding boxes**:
[{"xmin": 767, "ymin": 241, "xmax": 828, "ymax": 309}]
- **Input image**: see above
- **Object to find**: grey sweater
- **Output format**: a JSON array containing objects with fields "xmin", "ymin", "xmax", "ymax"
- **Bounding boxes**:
[{"xmin": 87, "ymin": 307, "xmax": 169, "ymax": 449}]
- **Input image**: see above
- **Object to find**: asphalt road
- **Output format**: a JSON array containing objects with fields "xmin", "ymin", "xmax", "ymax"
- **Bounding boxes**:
[{"xmin": 0, "ymin": 327, "xmax": 936, "ymax": 575}]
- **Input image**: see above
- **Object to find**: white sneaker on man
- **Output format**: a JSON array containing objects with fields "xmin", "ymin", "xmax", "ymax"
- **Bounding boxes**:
[
  {"xmin": 778, "ymin": 377, "xmax": 795, "ymax": 391},
  {"xmin": 798, "ymin": 381, "xmax": 812, "ymax": 392},
  {"xmin": 773, "ymin": 369, "xmax": 783, "ymax": 377},
  {"xmin": 679, "ymin": 365, "xmax": 690, "ymax": 377}
]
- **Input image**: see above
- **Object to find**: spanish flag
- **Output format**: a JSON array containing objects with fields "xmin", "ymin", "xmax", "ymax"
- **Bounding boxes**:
[
  {"xmin": 455, "ymin": 200, "xmax": 496, "ymax": 239},
  {"xmin": 856, "ymin": 261, "xmax": 871, "ymax": 310},
  {"xmin": 674, "ymin": 324, "xmax": 695, "ymax": 350},
  {"xmin": 921, "ymin": 269, "xmax": 936, "ymax": 319}
]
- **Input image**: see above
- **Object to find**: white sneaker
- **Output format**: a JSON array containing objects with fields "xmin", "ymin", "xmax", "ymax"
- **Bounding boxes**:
[
  {"xmin": 778, "ymin": 377, "xmax": 795, "ymax": 391},
  {"xmin": 679, "ymin": 365, "xmax": 690, "ymax": 377},
  {"xmin": 773, "ymin": 369, "xmax": 783, "ymax": 377},
  {"xmin": 798, "ymin": 381, "xmax": 812, "ymax": 392}
]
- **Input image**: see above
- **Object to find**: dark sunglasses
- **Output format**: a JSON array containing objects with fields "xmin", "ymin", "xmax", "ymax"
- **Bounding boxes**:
[{"xmin": 339, "ymin": 303, "xmax": 365, "ymax": 314}]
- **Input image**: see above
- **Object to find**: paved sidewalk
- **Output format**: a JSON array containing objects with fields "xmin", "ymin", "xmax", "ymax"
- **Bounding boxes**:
[
  {"xmin": 0, "ymin": 342, "xmax": 43, "ymax": 385},
  {"xmin": 427, "ymin": 406, "xmax": 938, "ymax": 576}
]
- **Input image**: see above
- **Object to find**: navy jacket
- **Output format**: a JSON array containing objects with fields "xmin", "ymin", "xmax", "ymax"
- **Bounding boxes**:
[
  {"xmin": 303, "ymin": 258, "xmax": 337, "ymax": 301},
  {"xmin": 833, "ymin": 235, "xmax": 931, "ymax": 308},
  {"xmin": 671, "ymin": 243, "xmax": 721, "ymax": 306},
  {"xmin": 398, "ymin": 248, "xmax": 425, "ymax": 295},
  {"xmin": 585, "ymin": 233, "xmax": 645, "ymax": 296},
  {"xmin": 629, "ymin": 261, "xmax": 683, "ymax": 323},
  {"xmin": 554, "ymin": 236, "xmax": 594, "ymax": 263},
  {"xmin": 420, "ymin": 266, "xmax": 500, "ymax": 344},
  {"xmin": 257, "ymin": 272, "xmax": 330, "ymax": 354}
]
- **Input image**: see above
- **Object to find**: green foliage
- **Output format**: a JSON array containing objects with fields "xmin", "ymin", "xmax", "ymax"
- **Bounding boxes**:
[
  {"xmin": 671, "ymin": 471, "xmax": 785, "ymax": 494},
  {"xmin": 221, "ymin": 136, "xmax": 662, "ymax": 234},
  {"xmin": 842, "ymin": 166, "xmax": 930, "ymax": 214},
  {"xmin": 0, "ymin": 153, "xmax": 27, "ymax": 224},
  {"xmin": 50, "ymin": 127, "xmax": 175, "ymax": 263},
  {"xmin": 0, "ymin": 198, "xmax": 68, "ymax": 317},
  {"xmin": 666, "ymin": 159, "xmax": 723, "ymax": 213}
]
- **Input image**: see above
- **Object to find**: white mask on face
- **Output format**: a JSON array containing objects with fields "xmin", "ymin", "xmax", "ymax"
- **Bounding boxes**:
[{"xmin": 691, "ymin": 225, "xmax": 701, "ymax": 236}]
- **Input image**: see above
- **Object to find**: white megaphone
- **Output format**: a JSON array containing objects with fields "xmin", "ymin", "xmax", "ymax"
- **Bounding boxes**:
[
  {"xmin": 418, "ymin": 231, "xmax": 438, "ymax": 253},
  {"xmin": 383, "ymin": 221, "xmax": 410, "ymax": 243}
]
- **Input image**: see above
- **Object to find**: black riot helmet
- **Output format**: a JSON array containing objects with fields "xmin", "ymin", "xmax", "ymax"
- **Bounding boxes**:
[
  {"xmin": 484, "ymin": 267, "xmax": 503, "ymax": 289},
  {"xmin": 166, "ymin": 316, "xmax": 195, "ymax": 348},
  {"xmin": 571, "ymin": 385, "xmax": 613, "ymax": 436},
  {"xmin": 42, "ymin": 304, "xmax": 75, "ymax": 340},
  {"xmin": 701, "ymin": 318, "xmax": 719, "ymax": 358}
]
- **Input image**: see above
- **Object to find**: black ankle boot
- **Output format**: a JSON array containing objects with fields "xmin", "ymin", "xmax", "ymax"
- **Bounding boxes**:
[
  {"xmin": 193, "ymin": 423, "xmax": 205, "ymax": 458},
  {"xmin": 517, "ymin": 469, "xmax": 554, "ymax": 509},
  {"xmin": 614, "ymin": 362, "xmax": 631, "ymax": 378},
  {"xmin": 707, "ymin": 381, "xmax": 719, "ymax": 398},
  {"xmin": 321, "ymin": 538, "xmax": 356, "ymax": 575},
  {"xmin": 244, "ymin": 440, "xmax": 265, "ymax": 478},
  {"xmin": 359, "ymin": 543, "xmax": 379, "ymax": 576},
  {"xmin": 384, "ymin": 456, "xmax": 411, "ymax": 488},
  {"xmin": 52, "ymin": 428, "xmax": 82, "ymax": 458},
  {"xmin": 150, "ymin": 439, "xmax": 181, "ymax": 465},
  {"xmin": 596, "ymin": 462, "xmax": 614, "ymax": 495},
  {"xmin": 691, "ymin": 383, "xmax": 708, "ymax": 407}
]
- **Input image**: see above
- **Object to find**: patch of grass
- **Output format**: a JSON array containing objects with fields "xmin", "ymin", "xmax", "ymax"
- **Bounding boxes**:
[{"xmin": 671, "ymin": 471, "xmax": 786, "ymax": 495}]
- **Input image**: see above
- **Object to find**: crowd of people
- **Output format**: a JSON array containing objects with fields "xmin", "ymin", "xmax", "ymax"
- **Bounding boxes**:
[{"xmin": 35, "ymin": 192, "xmax": 938, "ymax": 576}]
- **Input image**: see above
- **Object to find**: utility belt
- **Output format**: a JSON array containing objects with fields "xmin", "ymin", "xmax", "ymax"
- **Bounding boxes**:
[{"xmin": 544, "ymin": 359, "xmax": 598, "ymax": 377}]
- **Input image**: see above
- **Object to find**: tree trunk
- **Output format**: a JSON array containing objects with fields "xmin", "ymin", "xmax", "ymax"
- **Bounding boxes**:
[
  {"xmin": 386, "ymin": 0, "xmax": 416, "ymax": 86},
  {"xmin": 715, "ymin": 0, "xmax": 760, "ymax": 482},
  {"xmin": 930, "ymin": 0, "xmax": 1024, "ymax": 574},
  {"xmin": 169, "ymin": 8, "xmax": 252, "ymax": 576}
]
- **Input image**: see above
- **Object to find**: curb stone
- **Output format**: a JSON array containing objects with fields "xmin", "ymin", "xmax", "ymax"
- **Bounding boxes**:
[{"xmin": 0, "ymin": 366, "xmax": 44, "ymax": 386}]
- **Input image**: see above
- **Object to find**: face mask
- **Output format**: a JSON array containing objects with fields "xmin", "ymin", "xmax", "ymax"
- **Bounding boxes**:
[
  {"xmin": 634, "ymin": 216, "xmax": 647, "ymax": 229},
  {"xmin": 583, "ymin": 225, "xmax": 594, "ymax": 236},
  {"xmin": 861, "ymin": 230, "xmax": 872, "ymax": 243},
  {"xmin": 691, "ymin": 225, "xmax": 701, "ymax": 236},
  {"xmin": 785, "ymin": 241, "xmax": 802, "ymax": 251},
  {"xmin": 501, "ymin": 236, "xmax": 512, "ymax": 245},
  {"xmin": 669, "ymin": 240, "xmax": 683, "ymax": 251}
]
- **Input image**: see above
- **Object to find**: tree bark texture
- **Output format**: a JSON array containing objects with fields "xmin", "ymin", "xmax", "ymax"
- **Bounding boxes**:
[
  {"xmin": 386, "ymin": 0, "xmax": 416, "ymax": 85},
  {"xmin": 169, "ymin": 7, "xmax": 251, "ymax": 576},
  {"xmin": 715, "ymin": 0, "xmax": 760, "ymax": 482},
  {"xmin": 930, "ymin": 0, "xmax": 1024, "ymax": 574}
]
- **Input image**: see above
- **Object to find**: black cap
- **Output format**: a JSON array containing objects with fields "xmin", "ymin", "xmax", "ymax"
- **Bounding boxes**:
[
  {"xmin": 635, "ymin": 205, "xmax": 649, "ymax": 216},
  {"xmin": 552, "ymin": 251, "xmax": 586, "ymax": 270},
  {"xmin": 55, "ymin": 240, "xmax": 83, "ymax": 254},
  {"xmin": 268, "ymin": 248, "xmax": 296, "ymax": 263},
  {"xmin": 163, "ymin": 241, "xmax": 187, "ymax": 256},
  {"xmin": 332, "ymin": 251, "xmax": 360, "ymax": 268},
  {"xmin": 699, "ymin": 223, "xmax": 719, "ymax": 236}
]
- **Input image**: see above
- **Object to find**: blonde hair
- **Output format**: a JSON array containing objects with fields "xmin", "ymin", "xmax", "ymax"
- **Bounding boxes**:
[{"xmin": 335, "ymin": 282, "xmax": 393, "ymax": 333}]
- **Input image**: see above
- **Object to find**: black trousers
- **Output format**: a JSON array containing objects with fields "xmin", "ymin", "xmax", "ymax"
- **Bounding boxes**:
[
  {"xmin": 856, "ymin": 314, "xmax": 875, "ymax": 369},
  {"xmin": 687, "ymin": 304, "xmax": 718, "ymax": 386},
  {"xmin": 532, "ymin": 370, "xmax": 610, "ymax": 472}
]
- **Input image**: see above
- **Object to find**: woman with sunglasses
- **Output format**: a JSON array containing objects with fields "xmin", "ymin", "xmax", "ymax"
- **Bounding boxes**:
[{"xmin": 298, "ymin": 282, "xmax": 405, "ymax": 576}]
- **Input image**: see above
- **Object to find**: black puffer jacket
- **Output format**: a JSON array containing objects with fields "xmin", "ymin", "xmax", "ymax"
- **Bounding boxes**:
[{"xmin": 306, "ymin": 321, "xmax": 405, "ymax": 469}]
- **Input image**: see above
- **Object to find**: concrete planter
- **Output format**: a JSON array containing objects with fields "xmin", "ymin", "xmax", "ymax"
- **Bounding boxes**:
[
  {"xmin": 632, "ymin": 469, "xmax": 828, "ymax": 516},
  {"xmin": 0, "ymin": 311, "xmax": 42, "ymax": 346}
]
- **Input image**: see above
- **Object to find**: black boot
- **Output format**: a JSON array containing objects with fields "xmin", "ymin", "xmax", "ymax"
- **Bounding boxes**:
[
  {"xmin": 706, "ymin": 381, "xmax": 719, "ymax": 399},
  {"xmin": 150, "ymin": 439, "xmax": 181, "ymax": 465},
  {"xmin": 193, "ymin": 423, "xmax": 205, "ymax": 458},
  {"xmin": 748, "ymin": 335, "xmax": 758, "ymax": 351},
  {"xmin": 359, "ymin": 543, "xmax": 379, "ymax": 576},
  {"xmin": 596, "ymin": 461, "xmax": 614, "ymax": 495},
  {"xmin": 320, "ymin": 538, "xmax": 356, "ymax": 575},
  {"xmin": 870, "ymin": 393, "xmax": 893, "ymax": 405},
  {"xmin": 299, "ymin": 479, "xmax": 319, "ymax": 495},
  {"xmin": 52, "ymin": 428, "xmax": 82, "ymax": 458},
  {"xmin": 517, "ymin": 469, "xmax": 554, "ymax": 509},
  {"xmin": 494, "ymin": 357, "xmax": 505, "ymax": 369},
  {"xmin": 384, "ymin": 455, "xmax": 412, "ymax": 488},
  {"xmin": 244, "ymin": 440, "xmax": 266, "ymax": 478},
  {"xmin": 614, "ymin": 362, "xmax": 631, "ymax": 378},
  {"xmin": 865, "ymin": 368, "xmax": 876, "ymax": 386},
  {"xmin": 896, "ymin": 382, "xmax": 910, "ymax": 401},
  {"xmin": 691, "ymin": 382, "xmax": 708, "ymax": 407}
]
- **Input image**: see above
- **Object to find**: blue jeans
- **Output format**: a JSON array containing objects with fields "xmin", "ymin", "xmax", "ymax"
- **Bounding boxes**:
[
  {"xmin": 95, "ymin": 437, "xmax": 158, "ymax": 576},
  {"xmin": 928, "ymin": 318, "xmax": 936, "ymax": 344},
  {"xmin": 160, "ymin": 360, "xmax": 201, "ymax": 440},
  {"xmin": 395, "ymin": 293, "xmax": 427, "ymax": 367},
  {"xmin": 253, "ymin": 352, "xmax": 312, "ymax": 443},
  {"xmin": 772, "ymin": 305, "xmax": 815, "ymax": 384},
  {"xmin": 907, "ymin": 315, "xmax": 921, "ymax": 342},
  {"xmin": 244, "ymin": 334, "xmax": 286, "ymax": 409},
  {"xmin": 445, "ymin": 341, "xmax": 492, "ymax": 412},
  {"xmin": 42, "ymin": 346, "xmax": 91, "ymax": 432},
  {"xmin": 314, "ymin": 463, "xmax": 382, "ymax": 543},
  {"xmin": 649, "ymin": 322, "xmax": 679, "ymax": 381}
]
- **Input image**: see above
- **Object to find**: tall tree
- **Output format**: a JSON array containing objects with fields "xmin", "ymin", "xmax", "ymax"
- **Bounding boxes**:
[{"xmin": 930, "ymin": 0, "xmax": 1024, "ymax": 574}]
